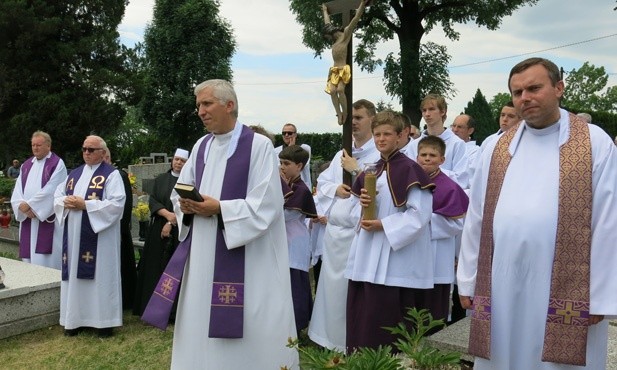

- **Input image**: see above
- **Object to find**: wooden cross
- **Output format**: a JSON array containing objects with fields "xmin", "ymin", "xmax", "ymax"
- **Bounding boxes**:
[{"xmin": 325, "ymin": 0, "xmax": 362, "ymax": 186}]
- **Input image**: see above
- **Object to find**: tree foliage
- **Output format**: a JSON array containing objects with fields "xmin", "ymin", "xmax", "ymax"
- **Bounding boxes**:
[
  {"xmin": 140, "ymin": 0, "xmax": 236, "ymax": 153},
  {"xmin": 489, "ymin": 92, "xmax": 512, "ymax": 122},
  {"xmin": 0, "ymin": 0, "xmax": 135, "ymax": 167},
  {"xmin": 464, "ymin": 89, "xmax": 494, "ymax": 144},
  {"xmin": 289, "ymin": 0, "xmax": 538, "ymax": 125},
  {"xmin": 561, "ymin": 62, "xmax": 617, "ymax": 113}
]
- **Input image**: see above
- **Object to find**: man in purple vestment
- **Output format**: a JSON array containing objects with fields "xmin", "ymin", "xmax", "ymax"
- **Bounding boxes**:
[{"xmin": 11, "ymin": 131, "xmax": 67, "ymax": 269}]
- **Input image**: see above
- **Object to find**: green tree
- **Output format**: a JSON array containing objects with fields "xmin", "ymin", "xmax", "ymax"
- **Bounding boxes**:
[
  {"xmin": 561, "ymin": 62, "xmax": 617, "ymax": 113},
  {"xmin": 0, "ymin": 0, "xmax": 134, "ymax": 166},
  {"xmin": 289, "ymin": 0, "xmax": 538, "ymax": 125},
  {"xmin": 141, "ymin": 0, "xmax": 236, "ymax": 152},
  {"xmin": 464, "ymin": 89, "xmax": 494, "ymax": 144},
  {"xmin": 489, "ymin": 92, "xmax": 512, "ymax": 121}
]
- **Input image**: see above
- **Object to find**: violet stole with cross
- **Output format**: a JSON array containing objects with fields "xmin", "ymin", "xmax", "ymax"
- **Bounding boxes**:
[
  {"xmin": 61, "ymin": 162, "xmax": 115, "ymax": 280},
  {"xmin": 142, "ymin": 124, "xmax": 254, "ymax": 338},
  {"xmin": 18, "ymin": 153, "xmax": 61, "ymax": 258}
]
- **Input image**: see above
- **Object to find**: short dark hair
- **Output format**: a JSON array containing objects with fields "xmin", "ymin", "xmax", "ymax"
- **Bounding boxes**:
[
  {"xmin": 466, "ymin": 115, "xmax": 476, "ymax": 129},
  {"xmin": 396, "ymin": 111, "xmax": 412, "ymax": 129},
  {"xmin": 353, "ymin": 99, "xmax": 376, "ymax": 117},
  {"xmin": 279, "ymin": 145, "xmax": 309, "ymax": 168},
  {"xmin": 418, "ymin": 135, "xmax": 446, "ymax": 157},
  {"xmin": 504, "ymin": 100, "xmax": 515, "ymax": 108},
  {"xmin": 508, "ymin": 57, "xmax": 561, "ymax": 92}
]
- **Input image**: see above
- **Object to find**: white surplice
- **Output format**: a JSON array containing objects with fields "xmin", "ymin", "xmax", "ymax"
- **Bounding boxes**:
[
  {"xmin": 170, "ymin": 124, "xmax": 299, "ymax": 370},
  {"xmin": 308, "ymin": 140, "xmax": 380, "ymax": 351},
  {"xmin": 430, "ymin": 213, "xmax": 463, "ymax": 285},
  {"xmin": 345, "ymin": 173, "xmax": 433, "ymax": 288},
  {"xmin": 54, "ymin": 164, "xmax": 125, "ymax": 329},
  {"xmin": 457, "ymin": 109, "xmax": 617, "ymax": 369},
  {"xmin": 11, "ymin": 153, "xmax": 67, "ymax": 269}
]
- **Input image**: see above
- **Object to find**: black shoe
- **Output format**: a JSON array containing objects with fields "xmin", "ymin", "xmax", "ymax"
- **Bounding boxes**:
[
  {"xmin": 64, "ymin": 328, "xmax": 82, "ymax": 337},
  {"xmin": 97, "ymin": 327, "xmax": 114, "ymax": 338}
]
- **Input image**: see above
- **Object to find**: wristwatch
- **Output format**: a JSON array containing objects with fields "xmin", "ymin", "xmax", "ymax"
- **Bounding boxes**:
[{"xmin": 350, "ymin": 168, "xmax": 359, "ymax": 176}]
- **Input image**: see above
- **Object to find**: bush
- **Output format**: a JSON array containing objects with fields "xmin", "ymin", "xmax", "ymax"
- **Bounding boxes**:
[{"xmin": 0, "ymin": 177, "xmax": 16, "ymax": 199}]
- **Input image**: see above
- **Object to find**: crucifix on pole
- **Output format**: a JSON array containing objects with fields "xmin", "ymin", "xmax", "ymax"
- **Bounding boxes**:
[{"xmin": 322, "ymin": 0, "xmax": 366, "ymax": 186}]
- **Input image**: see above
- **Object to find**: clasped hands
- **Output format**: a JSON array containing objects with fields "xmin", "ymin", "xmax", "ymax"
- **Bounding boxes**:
[
  {"xmin": 63, "ymin": 195, "xmax": 86, "ymax": 211},
  {"xmin": 19, "ymin": 202, "xmax": 37, "ymax": 219},
  {"xmin": 179, "ymin": 195, "xmax": 220, "ymax": 217}
]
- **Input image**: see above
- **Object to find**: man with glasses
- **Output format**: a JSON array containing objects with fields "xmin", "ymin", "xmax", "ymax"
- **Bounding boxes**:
[
  {"xmin": 11, "ymin": 131, "xmax": 67, "ymax": 269},
  {"xmin": 54, "ymin": 135, "xmax": 126, "ymax": 338},
  {"xmin": 275, "ymin": 123, "xmax": 312, "ymax": 189}
]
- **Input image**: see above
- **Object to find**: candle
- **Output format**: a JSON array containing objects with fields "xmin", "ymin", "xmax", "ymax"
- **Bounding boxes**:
[{"xmin": 363, "ymin": 163, "xmax": 378, "ymax": 220}]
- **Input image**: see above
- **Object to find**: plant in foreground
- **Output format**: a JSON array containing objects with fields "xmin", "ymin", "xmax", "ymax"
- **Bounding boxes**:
[{"xmin": 284, "ymin": 308, "xmax": 461, "ymax": 369}]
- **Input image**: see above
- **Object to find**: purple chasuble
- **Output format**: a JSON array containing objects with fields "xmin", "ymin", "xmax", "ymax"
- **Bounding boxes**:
[
  {"xmin": 142, "ymin": 125, "xmax": 254, "ymax": 339},
  {"xmin": 352, "ymin": 150, "xmax": 435, "ymax": 206},
  {"xmin": 18, "ymin": 153, "xmax": 61, "ymax": 258},
  {"xmin": 284, "ymin": 177, "xmax": 317, "ymax": 217},
  {"xmin": 430, "ymin": 170, "xmax": 469, "ymax": 218},
  {"xmin": 61, "ymin": 162, "xmax": 115, "ymax": 281}
]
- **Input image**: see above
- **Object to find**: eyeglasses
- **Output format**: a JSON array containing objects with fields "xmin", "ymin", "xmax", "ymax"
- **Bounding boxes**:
[
  {"xmin": 82, "ymin": 147, "xmax": 102, "ymax": 153},
  {"xmin": 282, "ymin": 131, "xmax": 296, "ymax": 136}
]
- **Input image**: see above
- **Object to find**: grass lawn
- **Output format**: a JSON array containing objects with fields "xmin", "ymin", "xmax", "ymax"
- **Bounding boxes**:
[{"xmin": 0, "ymin": 312, "xmax": 173, "ymax": 370}]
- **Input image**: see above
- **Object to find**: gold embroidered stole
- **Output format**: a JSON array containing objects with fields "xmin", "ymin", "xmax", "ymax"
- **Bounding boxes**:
[{"xmin": 469, "ymin": 114, "xmax": 592, "ymax": 366}]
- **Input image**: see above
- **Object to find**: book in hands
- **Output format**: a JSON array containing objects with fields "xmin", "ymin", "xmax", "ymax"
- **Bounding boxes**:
[{"xmin": 174, "ymin": 183, "xmax": 204, "ymax": 202}]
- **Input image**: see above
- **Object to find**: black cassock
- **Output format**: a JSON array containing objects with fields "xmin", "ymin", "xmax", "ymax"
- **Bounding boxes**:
[{"xmin": 133, "ymin": 170, "xmax": 179, "ymax": 316}]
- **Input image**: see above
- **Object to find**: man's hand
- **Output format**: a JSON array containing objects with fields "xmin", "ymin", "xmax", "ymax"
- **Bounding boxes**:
[
  {"xmin": 341, "ymin": 149, "xmax": 359, "ymax": 174},
  {"xmin": 360, "ymin": 219, "xmax": 382, "ymax": 232},
  {"xmin": 64, "ymin": 195, "xmax": 86, "ymax": 211},
  {"xmin": 19, "ymin": 202, "xmax": 36, "ymax": 219},
  {"xmin": 359, "ymin": 188, "xmax": 373, "ymax": 208},
  {"xmin": 589, "ymin": 315, "xmax": 604, "ymax": 325},
  {"xmin": 459, "ymin": 295, "xmax": 473, "ymax": 310},
  {"xmin": 335, "ymin": 184, "xmax": 351, "ymax": 198},
  {"xmin": 179, "ymin": 195, "xmax": 220, "ymax": 217},
  {"xmin": 288, "ymin": 135, "xmax": 297, "ymax": 146}
]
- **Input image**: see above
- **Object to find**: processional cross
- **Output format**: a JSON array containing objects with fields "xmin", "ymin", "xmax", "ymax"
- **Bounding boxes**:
[{"xmin": 322, "ymin": 0, "xmax": 366, "ymax": 186}]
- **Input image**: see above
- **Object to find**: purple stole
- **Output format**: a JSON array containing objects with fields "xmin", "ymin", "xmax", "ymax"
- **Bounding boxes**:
[
  {"xmin": 142, "ymin": 125, "xmax": 254, "ymax": 339},
  {"xmin": 18, "ymin": 153, "xmax": 61, "ymax": 259},
  {"xmin": 430, "ymin": 170, "xmax": 469, "ymax": 219},
  {"xmin": 469, "ymin": 115, "xmax": 593, "ymax": 365},
  {"xmin": 284, "ymin": 177, "xmax": 317, "ymax": 217},
  {"xmin": 352, "ymin": 150, "xmax": 434, "ymax": 205},
  {"xmin": 61, "ymin": 162, "xmax": 115, "ymax": 281}
]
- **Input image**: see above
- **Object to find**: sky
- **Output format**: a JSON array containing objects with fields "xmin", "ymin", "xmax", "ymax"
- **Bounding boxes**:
[{"xmin": 118, "ymin": 0, "xmax": 617, "ymax": 134}]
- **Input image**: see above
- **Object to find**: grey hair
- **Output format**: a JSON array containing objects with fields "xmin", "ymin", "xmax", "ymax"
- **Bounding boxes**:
[
  {"xmin": 194, "ymin": 79, "xmax": 239, "ymax": 118},
  {"xmin": 86, "ymin": 135, "xmax": 108, "ymax": 150}
]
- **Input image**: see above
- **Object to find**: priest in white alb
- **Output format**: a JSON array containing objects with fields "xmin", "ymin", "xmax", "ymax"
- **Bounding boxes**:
[
  {"xmin": 12, "ymin": 131, "xmax": 67, "ymax": 269},
  {"xmin": 54, "ymin": 135, "xmax": 125, "ymax": 338},
  {"xmin": 141, "ymin": 79, "xmax": 299, "ymax": 369},
  {"xmin": 457, "ymin": 57, "xmax": 617, "ymax": 369}
]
